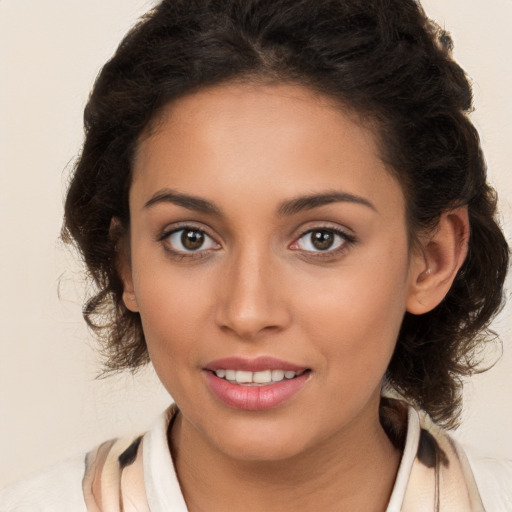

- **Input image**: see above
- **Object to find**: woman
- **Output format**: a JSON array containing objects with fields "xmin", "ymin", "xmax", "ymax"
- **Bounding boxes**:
[{"xmin": 1, "ymin": 0, "xmax": 511, "ymax": 510}]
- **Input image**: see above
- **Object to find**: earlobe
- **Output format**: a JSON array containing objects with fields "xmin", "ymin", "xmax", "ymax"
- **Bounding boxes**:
[
  {"xmin": 406, "ymin": 207, "xmax": 469, "ymax": 315},
  {"xmin": 110, "ymin": 218, "xmax": 139, "ymax": 313},
  {"xmin": 122, "ymin": 277, "xmax": 139, "ymax": 313}
]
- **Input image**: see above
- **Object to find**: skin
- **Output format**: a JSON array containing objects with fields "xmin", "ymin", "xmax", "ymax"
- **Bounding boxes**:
[{"xmin": 120, "ymin": 82, "xmax": 469, "ymax": 511}]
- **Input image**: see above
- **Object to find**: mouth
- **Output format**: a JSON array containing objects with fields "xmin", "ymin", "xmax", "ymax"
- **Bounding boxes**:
[
  {"xmin": 203, "ymin": 357, "xmax": 311, "ymax": 410},
  {"xmin": 211, "ymin": 368, "xmax": 309, "ymax": 386}
]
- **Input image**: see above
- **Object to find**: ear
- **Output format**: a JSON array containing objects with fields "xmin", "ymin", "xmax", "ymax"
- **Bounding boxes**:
[
  {"xmin": 406, "ymin": 207, "xmax": 469, "ymax": 315},
  {"xmin": 110, "ymin": 218, "xmax": 139, "ymax": 313}
]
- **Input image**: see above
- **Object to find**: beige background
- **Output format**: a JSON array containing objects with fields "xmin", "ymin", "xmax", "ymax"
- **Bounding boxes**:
[{"xmin": 1, "ymin": 0, "xmax": 511, "ymax": 486}]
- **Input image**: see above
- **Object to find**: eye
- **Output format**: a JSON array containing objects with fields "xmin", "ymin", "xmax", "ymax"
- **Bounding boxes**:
[
  {"xmin": 164, "ymin": 227, "xmax": 219, "ymax": 253},
  {"xmin": 291, "ymin": 228, "xmax": 353, "ymax": 253}
]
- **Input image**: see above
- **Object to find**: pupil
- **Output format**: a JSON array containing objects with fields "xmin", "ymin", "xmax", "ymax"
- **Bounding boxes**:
[
  {"xmin": 182, "ymin": 230, "xmax": 204, "ymax": 250},
  {"xmin": 311, "ymin": 230, "xmax": 334, "ymax": 250}
]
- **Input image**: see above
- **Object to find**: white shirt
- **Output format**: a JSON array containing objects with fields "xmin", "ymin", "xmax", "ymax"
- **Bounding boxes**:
[{"xmin": 1, "ymin": 403, "xmax": 511, "ymax": 511}]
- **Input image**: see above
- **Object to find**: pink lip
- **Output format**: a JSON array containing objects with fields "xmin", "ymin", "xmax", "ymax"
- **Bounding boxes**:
[
  {"xmin": 203, "ymin": 357, "xmax": 311, "ymax": 411},
  {"xmin": 204, "ymin": 356, "xmax": 307, "ymax": 373}
]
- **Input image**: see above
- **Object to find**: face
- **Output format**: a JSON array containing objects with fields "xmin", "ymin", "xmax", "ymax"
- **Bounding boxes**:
[{"xmin": 123, "ymin": 82, "xmax": 419, "ymax": 462}]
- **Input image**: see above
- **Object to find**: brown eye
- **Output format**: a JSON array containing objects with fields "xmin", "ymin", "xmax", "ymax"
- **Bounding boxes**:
[
  {"xmin": 292, "ymin": 228, "xmax": 350, "ymax": 253},
  {"xmin": 182, "ymin": 230, "xmax": 205, "ymax": 250},
  {"xmin": 310, "ymin": 230, "xmax": 335, "ymax": 250},
  {"xmin": 165, "ymin": 227, "xmax": 219, "ymax": 253}
]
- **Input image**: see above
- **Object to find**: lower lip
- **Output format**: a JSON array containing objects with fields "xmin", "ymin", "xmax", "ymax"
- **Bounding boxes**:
[{"xmin": 204, "ymin": 371, "xmax": 310, "ymax": 410}]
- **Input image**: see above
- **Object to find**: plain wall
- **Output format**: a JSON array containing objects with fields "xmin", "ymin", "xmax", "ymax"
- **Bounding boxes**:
[{"xmin": 1, "ymin": 0, "xmax": 511, "ymax": 486}]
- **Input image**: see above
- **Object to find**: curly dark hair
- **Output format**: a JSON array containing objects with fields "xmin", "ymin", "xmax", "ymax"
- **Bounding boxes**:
[{"xmin": 63, "ymin": 0, "xmax": 509, "ymax": 428}]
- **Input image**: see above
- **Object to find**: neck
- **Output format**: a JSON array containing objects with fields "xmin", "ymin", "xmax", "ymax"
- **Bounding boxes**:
[{"xmin": 169, "ymin": 396, "xmax": 402, "ymax": 512}]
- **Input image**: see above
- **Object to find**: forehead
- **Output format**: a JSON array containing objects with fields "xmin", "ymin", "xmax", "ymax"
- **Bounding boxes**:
[
  {"xmin": 131, "ymin": 82, "xmax": 405, "ymax": 219},
  {"xmin": 137, "ymin": 81, "xmax": 376, "ymax": 164}
]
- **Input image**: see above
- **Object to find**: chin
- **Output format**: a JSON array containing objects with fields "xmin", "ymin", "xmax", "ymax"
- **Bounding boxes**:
[
  {"xmin": 218, "ymin": 433, "xmax": 310, "ymax": 463},
  {"xmin": 200, "ymin": 411, "xmax": 318, "ymax": 463}
]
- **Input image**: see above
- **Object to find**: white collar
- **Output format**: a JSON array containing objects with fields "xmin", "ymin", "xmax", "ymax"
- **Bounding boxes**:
[{"xmin": 142, "ymin": 404, "xmax": 421, "ymax": 511}]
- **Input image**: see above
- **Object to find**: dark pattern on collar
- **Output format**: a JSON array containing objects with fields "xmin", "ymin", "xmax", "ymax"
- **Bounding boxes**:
[
  {"xmin": 417, "ymin": 428, "xmax": 449, "ymax": 469},
  {"xmin": 118, "ymin": 436, "xmax": 143, "ymax": 469}
]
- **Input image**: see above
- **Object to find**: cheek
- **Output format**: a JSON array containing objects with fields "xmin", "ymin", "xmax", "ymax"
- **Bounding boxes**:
[
  {"xmin": 130, "ymin": 259, "xmax": 213, "ymax": 374},
  {"xmin": 135, "ymin": 283, "xmax": 210, "ymax": 404},
  {"xmin": 296, "ymin": 254, "xmax": 409, "ymax": 383}
]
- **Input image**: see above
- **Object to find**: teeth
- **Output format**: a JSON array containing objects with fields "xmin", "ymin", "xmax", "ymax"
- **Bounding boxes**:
[
  {"xmin": 271, "ymin": 369, "xmax": 285, "ymax": 382},
  {"xmin": 235, "ymin": 370, "xmax": 252, "ymax": 383},
  {"xmin": 253, "ymin": 370, "xmax": 272, "ymax": 384},
  {"xmin": 214, "ymin": 369, "xmax": 303, "ymax": 384}
]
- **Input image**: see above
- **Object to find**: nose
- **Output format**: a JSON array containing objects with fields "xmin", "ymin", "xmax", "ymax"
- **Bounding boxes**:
[{"xmin": 214, "ymin": 246, "xmax": 291, "ymax": 340}]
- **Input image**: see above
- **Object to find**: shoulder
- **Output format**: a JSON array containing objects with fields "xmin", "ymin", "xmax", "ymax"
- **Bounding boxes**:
[
  {"xmin": 464, "ymin": 446, "xmax": 512, "ymax": 512},
  {"xmin": 384, "ymin": 398, "xmax": 512, "ymax": 511},
  {"xmin": 0, "ymin": 453, "xmax": 88, "ymax": 512},
  {"xmin": 0, "ymin": 405, "xmax": 178, "ymax": 512},
  {"xmin": 80, "ymin": 406, "xmax": 181, "ymax": 511},
  {"xmin": 0, "ymin": 436, "xmax": 148, "ymax": 512},
  {"xmin": 419, "ymin": 412, "xmax": 512, "ymax": 511}
]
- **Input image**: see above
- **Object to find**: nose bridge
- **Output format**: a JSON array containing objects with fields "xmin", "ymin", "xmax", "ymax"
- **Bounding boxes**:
[{"xmin": 216, "ymin": 241, "xmax": 288, "ymax": 339}]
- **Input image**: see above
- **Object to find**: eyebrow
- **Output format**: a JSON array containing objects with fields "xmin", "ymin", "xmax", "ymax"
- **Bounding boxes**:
[
  {"xmin": 144, "ymin": 189, "xmax": 222, "ymax": 215},
  {"xmin": 143, "ymin": 188, "xmax": 376, "ymax": 216},
  {"xmin": 277, "ymin": 191, "xmax": 376, "ymax": 216}
]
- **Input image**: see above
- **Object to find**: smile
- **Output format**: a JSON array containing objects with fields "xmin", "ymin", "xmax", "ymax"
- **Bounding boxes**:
[
  {"xmin": 214, "ymin": 369, "xmax": 306, "ymax": 385},
  {"xmin": 204, "ymin": 357, "xmax": 311, "ymax": 410}
]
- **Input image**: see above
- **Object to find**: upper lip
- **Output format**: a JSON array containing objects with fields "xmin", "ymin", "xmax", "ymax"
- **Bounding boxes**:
[{"xmin": 204, "ymin": 356, "xmax": 308, "ymax": 373}]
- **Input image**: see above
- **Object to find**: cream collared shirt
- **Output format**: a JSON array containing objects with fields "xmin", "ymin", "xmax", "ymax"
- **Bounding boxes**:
[{"xmin": 1, "ymin": 402, "xmax": 511, "ymax": 511}]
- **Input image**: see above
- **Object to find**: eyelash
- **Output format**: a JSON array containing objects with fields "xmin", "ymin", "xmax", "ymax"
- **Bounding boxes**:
[
  {"xmin": 158, "ymin": 224, "xmax": 219, "ymax": 261},
  {"xmin": 158, "ymin": 224, "xmax": 356, "ymax": 261},
  {"xmin": 291, "ymin": 226, "xmax": 356, "ymax": 260}
]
